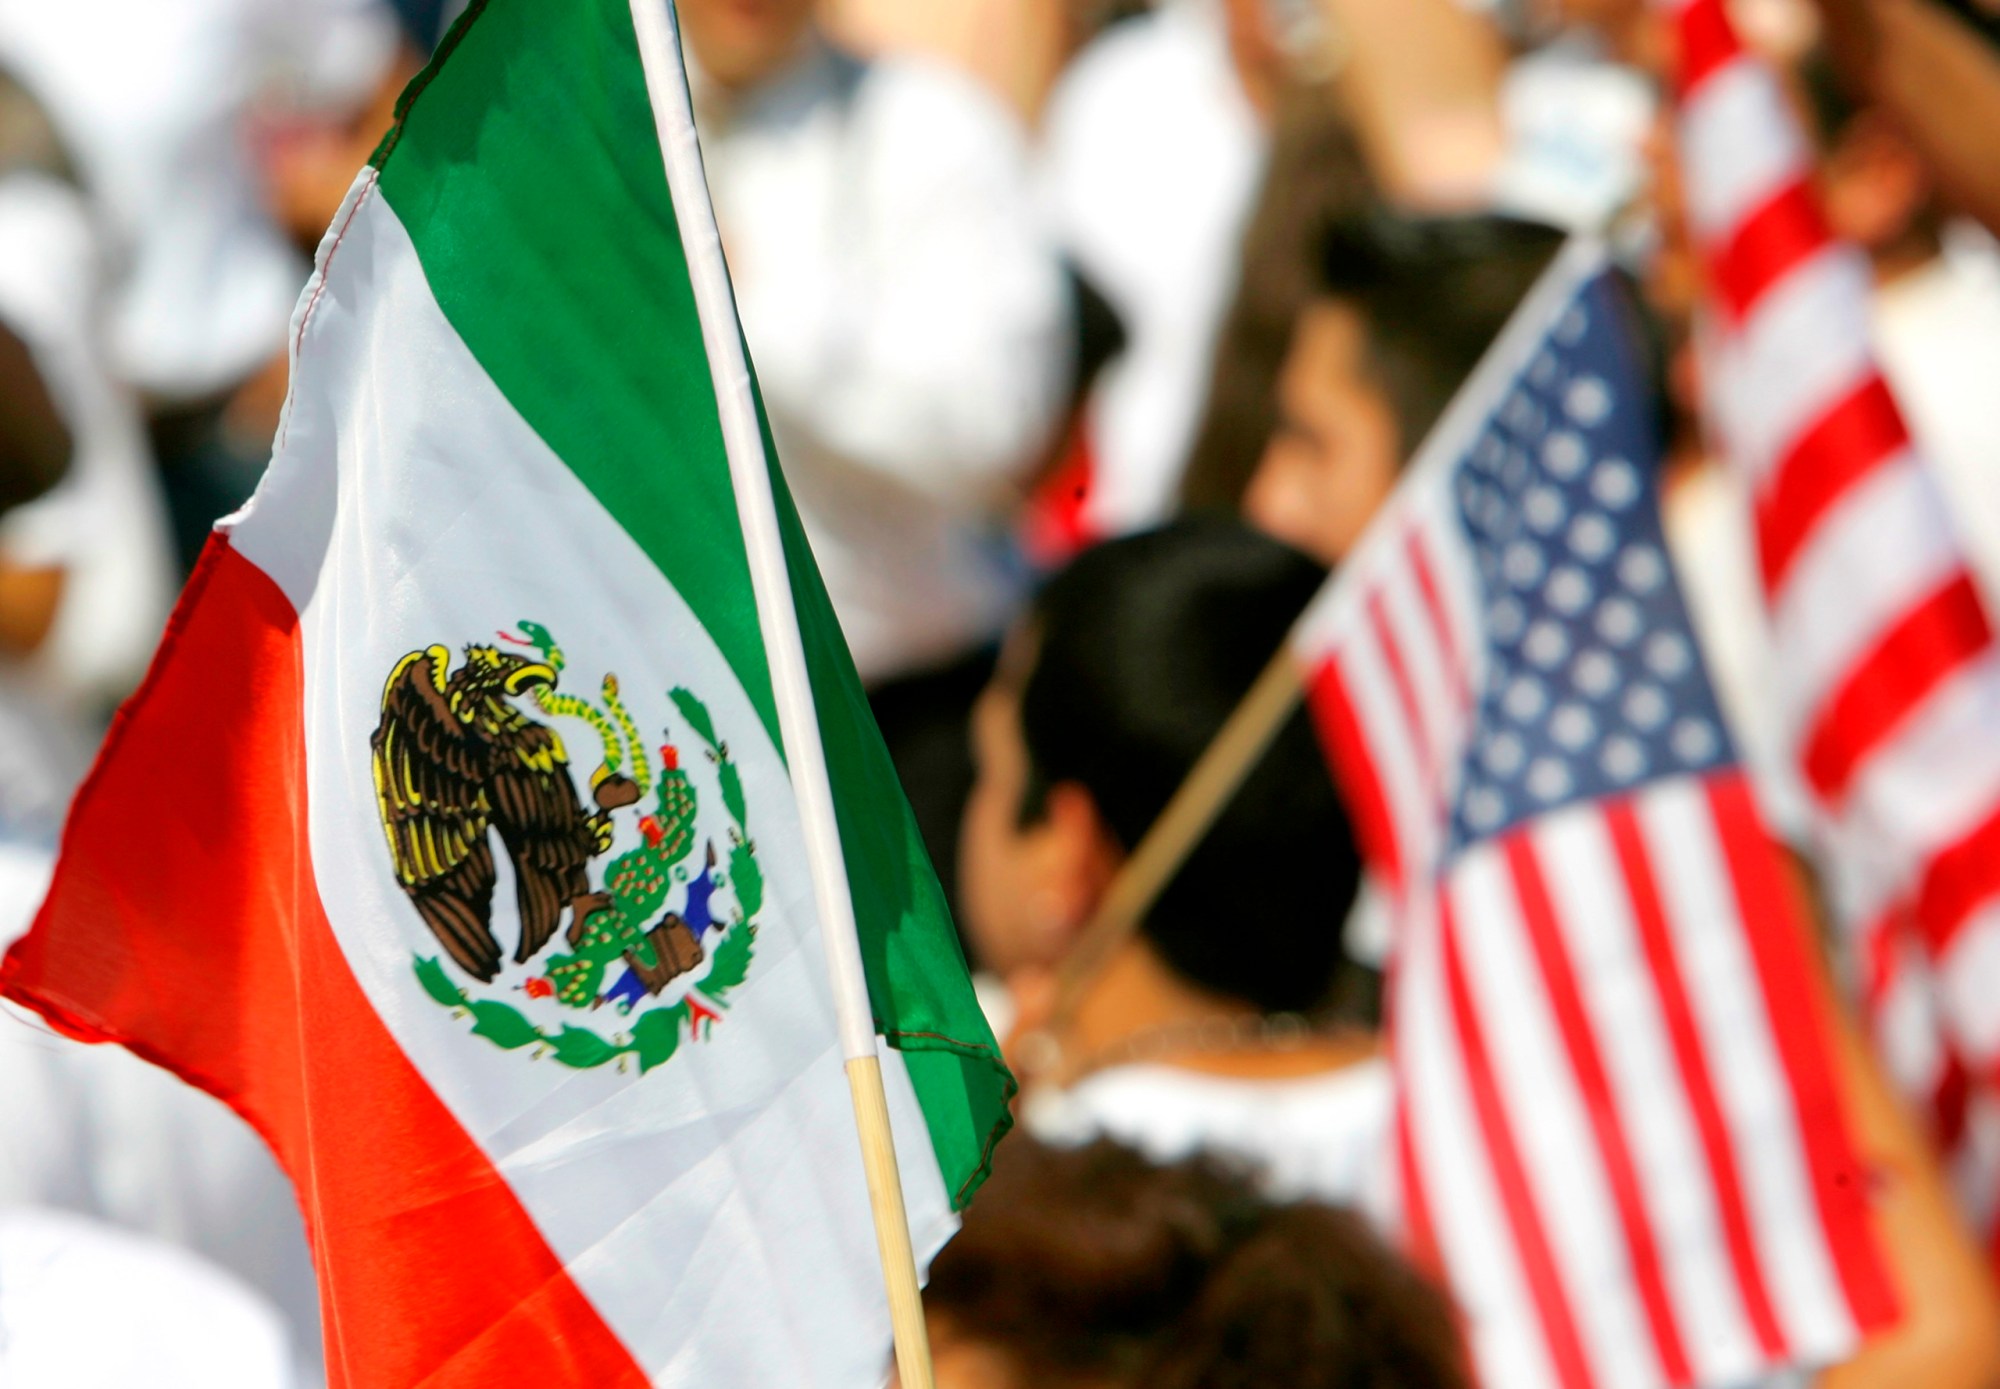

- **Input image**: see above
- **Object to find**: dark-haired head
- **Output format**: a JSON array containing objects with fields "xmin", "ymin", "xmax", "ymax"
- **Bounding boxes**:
[
  {"xmin": 957, "ymin": 516, "xmax": 1364, "ymax": 1016},
  {"xmin": 1245, "ymin": 211, "xmax": 1566, "ymax": 565},
  {"xmin": 920, "ymin": 1136, "xmax": 1469, "ymax": 1389}
]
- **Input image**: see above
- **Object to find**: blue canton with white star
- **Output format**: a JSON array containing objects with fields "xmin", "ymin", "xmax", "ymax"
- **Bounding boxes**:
[{"xmin": 1447, "ymin": 271, "xmax": 1736, "ymax": 851}]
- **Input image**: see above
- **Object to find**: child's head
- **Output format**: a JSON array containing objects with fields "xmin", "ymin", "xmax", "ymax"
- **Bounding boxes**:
[
  {"xmin": 1245, "ymin": 213, "xmax": 1565, "ymax": 565},
  {"xmin": 957, "ymin": 517, "xmax": 1364, "ymax": 1016},
  {"xmin": 921, "ymin": 1136, "xmax": 1469, "ymax": 1389}
]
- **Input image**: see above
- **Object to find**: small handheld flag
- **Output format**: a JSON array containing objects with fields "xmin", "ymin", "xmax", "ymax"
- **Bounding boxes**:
[
  {"xmin": 0, "ymin": 2, "xmax": 1011, "ymax": 1385},
  {"xmin": 1293, "ymin": 241, "xmax": 1894, "ymax": 1389}
]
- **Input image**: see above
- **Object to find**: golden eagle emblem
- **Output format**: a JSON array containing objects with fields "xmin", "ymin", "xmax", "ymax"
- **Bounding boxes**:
[
  {"xmin": 369, "ymin": 644, "xmax": 636, "ymax": 983},
  {"xmin": 371, "ymin": 626, "xmax": 765, "ymax": 1076}
]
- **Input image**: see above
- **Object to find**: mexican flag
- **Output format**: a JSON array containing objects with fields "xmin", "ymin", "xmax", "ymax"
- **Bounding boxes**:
[{"xmin": 0, "ymin": 1, "xmax": 1012, "ymax": 1385}]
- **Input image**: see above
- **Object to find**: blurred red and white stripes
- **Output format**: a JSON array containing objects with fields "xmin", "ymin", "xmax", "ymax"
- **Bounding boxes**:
[{"xmin": 1671, "ymin": 0, "xmax": 2000, "ymax": 1249}]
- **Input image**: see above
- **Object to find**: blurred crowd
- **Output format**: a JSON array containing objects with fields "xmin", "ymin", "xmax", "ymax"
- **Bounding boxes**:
[{"xmin": 5, "ymin": 0, "xmax": 2000, "ymax": 1385}]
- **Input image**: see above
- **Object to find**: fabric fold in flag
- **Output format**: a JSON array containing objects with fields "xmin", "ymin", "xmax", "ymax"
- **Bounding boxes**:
[
  {"xmin": 1291, "ymin": 240, "xmax": 1895, "ymax": 1389},
  {"xmin": 0, "ymin": 1, "xmax": 1011, "ymax": 1384}
]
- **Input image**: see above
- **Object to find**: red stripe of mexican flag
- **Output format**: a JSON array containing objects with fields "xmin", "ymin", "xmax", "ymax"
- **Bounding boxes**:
[{"xmin": 0, "ymin": 0, "xmax": 1012, "ymax": 1384}]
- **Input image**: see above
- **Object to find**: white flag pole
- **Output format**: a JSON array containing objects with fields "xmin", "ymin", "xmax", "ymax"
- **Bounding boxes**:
[{"xmin": 626, "ymin": 3, "xmax": 936, "ymax": 1386}]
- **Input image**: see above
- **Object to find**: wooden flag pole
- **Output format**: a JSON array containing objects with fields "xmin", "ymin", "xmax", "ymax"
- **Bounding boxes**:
[
  {"xmin": 1031, "ymin": 644, "xmax": 1307, "ymax": 1079},
  {"xmin": 629, "ymin": 4, "xmax": 936, "ymax": 1385}
]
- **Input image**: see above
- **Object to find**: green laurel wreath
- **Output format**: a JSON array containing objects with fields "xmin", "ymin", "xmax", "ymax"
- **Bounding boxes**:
[{"xmin": 411, "ymin": 686, "xmax": 761, "ymax": 1075}]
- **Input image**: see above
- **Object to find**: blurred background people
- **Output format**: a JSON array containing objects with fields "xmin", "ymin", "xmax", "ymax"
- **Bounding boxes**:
[
  {"xmin": 918, "ymin": 1136, "xmax": 1470, "ymax": 1389},
  {"xmin": 959, "ymin": 518, "xmax": 1387, "ymax": 1202},
  {"xmin": 0, "ymin": 6, "xmax": 409, "ymax": 1378},
  {"xmin": 0, "ymin": 1206, "xmax": 298, "ymax": 1389},
  {"xmin": 679, "ymin": 0, "xmax": 1072, "ymax": 913},
  {"xmin": 920, "ymin": 1136, "xmax": 1472, "ymax": 1384},
  {"xmin": 0, "ymin": 0, "xmax": 413, "ymax": 569},
  {"xmin": 1037, "ymin": 0, "xmax": 1511, "ymax": 548},
  {"xmin": 1243, "ymin": 212, "xmax": 1567, "ymax": 565}
]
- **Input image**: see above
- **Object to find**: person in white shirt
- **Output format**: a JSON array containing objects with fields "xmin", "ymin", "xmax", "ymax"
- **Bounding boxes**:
[
  {"xmin": 679, "ymin": 0, "xmax": 1073, "ymax": 910},
  {"xmin": 1039, "ymin": 0, "xmax": 1272, "ymax": 540},
  {"xmin": 0, "ymin": 0, "xmax": 407, "ymax": 570},
  {"xmin": 0, "ymin": 0, "xmax": 400, "ymax": 408},
  {"xmin": 1040, "ymin": 0, "xmax": 1512, "ymax": 544},
  {"xmin": 0, "ymin": 1208, "xmax": 296, "ymax": 1389},
  {"xmin": 0, "ymin": 83, "xmax": 321, "ymax": 1383},
  {"xmin": 955, "ymin": 518, "xmax": 1389, "ymax": 1207}
]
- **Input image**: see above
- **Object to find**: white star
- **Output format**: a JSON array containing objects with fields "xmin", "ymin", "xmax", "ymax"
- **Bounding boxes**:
[
  {"xmin": 1489, "ymin": 596, "xmax": 1527, "ymax": 642},
  {"xmin": 1524, "ymin": 485, "xmax": 1568, "ymax": 534},
  {"xmin": 1544, "ymin": 430, "xmax": 1588, "ymax": 480},
  {"xmin": 1568, "ymin": 512, "xmax": 1615, "ymax": 562},
  {"xmin": 1644, "ymin": 632, "xmax": 1692, "ymax": 680},
  {"xmin": 1566, "ymin": 375, "xmax": 1612, "ymax": 426},
  {"xmin": 1601, "ymin": 736, "xmax": 1647, "ymax": 783},
  {"xmin": 1618, "ymin": 544, "xmax": 1666, "ymax": 594},
  {"xmin": 1595, "ymin": 596, "xmax": 1643, "ymax": 647},
  {"xmin": 1547, "ymin": 566, "xmax": 1593, "ymax": 616},
  {"xmin": 1483, "ymin": 730, "xmax": 1527, "ymax": 777},
  {"xmin": 1555, "ymin": 305, "xmax": 1589, "ymax": 345},
  {"xmin": 1551, "ymin": 702, "xmax": 1597, "ymax": 751},
  {"xmin": 1671, "ymin": 718, "xmax": 1719, "ymax": 763},
  {"xmin": 1504, "ymin": 675, "xmax": 1548, "ymax": 722},
  {"xmin": 1623, "ymin": 683, "xmax": 1669, "ymax": 730},
  {"xmin": 1524, "ymin": 620, "xmax": 1569, "ymax": 670},
  {"xmin": 1590, "ymin": 458, "xmax": 1641, "ymax": 509},
  {"xmin": 1527, "ymin": 758, "xmax": 1573, "ymax": 802},
  {"xmin": 1504, "ymin": 540, "xmax": 1545, "ymax": 589},
  {"xmin": 1504, "ymin": 393, "xmax": 1540, "ymax": 434},
  {"xmin": 1465, "ymin": 785, "xmax": 1506, "ymax": 831},
  {"xmin": 1573, "ymin": 648, "xmax": 1618, "ymax": 698}
]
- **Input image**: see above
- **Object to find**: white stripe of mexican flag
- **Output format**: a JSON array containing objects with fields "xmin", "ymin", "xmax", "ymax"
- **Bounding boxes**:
[{"xmin": 0, "ymin": 0, "xmax": 1011, "ymax": 1384}]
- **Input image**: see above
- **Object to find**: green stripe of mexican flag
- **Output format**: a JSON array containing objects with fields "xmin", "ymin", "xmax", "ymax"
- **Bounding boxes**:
[
  {"xmin": 1, "ymin": 0, "xmax": 1011, "ymax": 1383},
  {"xmin": 376, "ymin": 0, "xmax": 1013, "ymax": 1195}
]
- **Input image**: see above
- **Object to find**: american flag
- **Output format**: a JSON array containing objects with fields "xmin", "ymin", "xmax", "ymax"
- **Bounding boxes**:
[
  {"xmin": 1671, "ymin": 0, "xmax": 2000, "ymax": 1253},
  {"xmin": 1292, "ymin": 242, "xmax": 1894, "ymax": 1388}
]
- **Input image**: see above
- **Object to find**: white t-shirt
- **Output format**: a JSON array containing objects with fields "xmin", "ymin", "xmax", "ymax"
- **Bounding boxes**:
[
  {"xmin": 1039, "ymin": 0, "xmax": 1266, "ymax": 536},
  {"xmin": 0, "ymin": 173, "xmax": 177, "ymax": 707},
  {"xmin": 1870, "ymin": 232, "xmax": 2000, "ymax": 610},
  {"xmin": 0, "ymin": 172, "xmax": 176, "ymax": 842},
  {"xmin": 1492, "ymin": 33, "xmax": 1656, "ymax": 234},
  {"xmin": 0, "ymin": 0, "xmax": 398, "ymax": 401},
  {"xmin": 695, "ymin": 36, "xmax": 1070, "ymax": 682},
  {"xmin": 1023, "ymin": 1055, "xmax": 1396, "ymax": 1212},
  {"xmin": 0, "ymin": 1208, "xmax": 295, "ymax": 1389}
]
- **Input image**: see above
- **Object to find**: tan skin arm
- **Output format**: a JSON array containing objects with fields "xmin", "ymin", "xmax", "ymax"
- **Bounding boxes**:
[
  {"xmin": 821, "ymin": 0, "xmax": 1072, "ymax": 127},
  {"xmin": 1813, "ymin": 0, "xmax": 2000, "ymax": 240},
  {"xmin": 1786, "ymin": 859, "xmax": 2000, "ymax": 1389},
  {"xmin": 1317, "ymin": 0, "xmax": 1510, "ymax": 210}
]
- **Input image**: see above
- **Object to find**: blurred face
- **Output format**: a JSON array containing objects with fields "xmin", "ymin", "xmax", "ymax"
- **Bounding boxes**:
[
  {"xmin": 1244, "ymin": 301, "xmax": 1404, "ymax": 566},
  {"xmin": 957, "ymin": 650, "xmax": 1116, "ymax": 979},
  {"xmin": 678, "ymin": 0, "xmax": 816, "ymax": 93}
]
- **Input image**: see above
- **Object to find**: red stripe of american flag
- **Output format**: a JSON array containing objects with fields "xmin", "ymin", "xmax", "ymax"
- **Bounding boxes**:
[
  {"xmin": 1306, "ymin": 656, "xmax": 1406, "ymax": 893},
  {"xmin": 1605, "ymin": 801, "xmax": 1790, "ymax": 1358},
  {"xmin": 1504, "ymin": 834, "xmax": 1695, "ymax": 1384},
  {"xmin": 1707, "ymin": 778, "xmax": 1900, "ymax": 1329},
  {"xmin": 1439, "ymin": 892, "xmax": 1599, "ymax": 1389}
]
